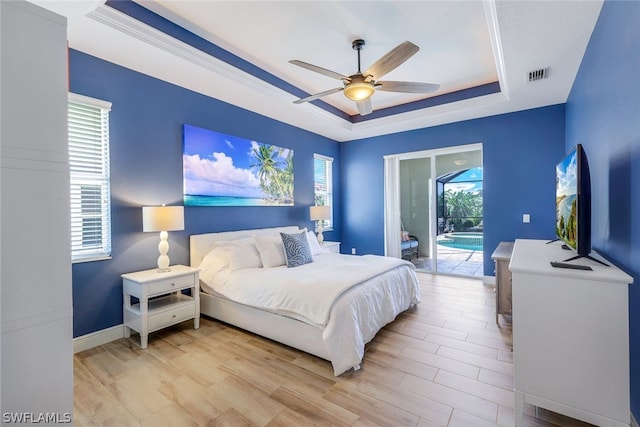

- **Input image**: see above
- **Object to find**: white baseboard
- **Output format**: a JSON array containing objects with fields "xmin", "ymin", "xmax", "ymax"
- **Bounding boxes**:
[
  {"xmin": 483, "ymin": 275, "xmax": 496, "ymax": 286},
  {"xmin": 73, "ymin": 324, "xmax": 124, "ymax": 353}
]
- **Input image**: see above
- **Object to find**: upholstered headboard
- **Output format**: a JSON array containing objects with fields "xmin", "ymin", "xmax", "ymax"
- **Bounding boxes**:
[{"xmin": 189, "ymin": 226, "xmax": 300, "ymax": 267}]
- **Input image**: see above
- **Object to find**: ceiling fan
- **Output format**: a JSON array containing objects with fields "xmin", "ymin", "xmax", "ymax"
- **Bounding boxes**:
[{"xmin": 290, "ymin": 39, "xmax": 440, "ymax": 116}]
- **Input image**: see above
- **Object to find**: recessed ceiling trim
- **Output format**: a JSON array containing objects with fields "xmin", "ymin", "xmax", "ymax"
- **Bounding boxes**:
[
  {"xmin": 352, "ymin": 82, "xmax": 501, "ymax": 123},
  {"xmin": 89, "ymin": 3, "xmax": 318, "ymax": 113},
  {"xmin": 40, "ymin": 0, "xmax": 601, "ymax": 142},
  {"xmin": 105, "ymin": 0, "xmax": 503, "ymax": 124},
  {"xmin": 104, "ymin": 0, "xmax": 353, "ymax": 122}
]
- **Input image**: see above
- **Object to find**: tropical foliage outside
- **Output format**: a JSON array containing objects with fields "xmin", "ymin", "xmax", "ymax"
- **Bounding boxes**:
[{"xmin": 444, "ymin": 189, "xmax": 483, "ymax": 231}]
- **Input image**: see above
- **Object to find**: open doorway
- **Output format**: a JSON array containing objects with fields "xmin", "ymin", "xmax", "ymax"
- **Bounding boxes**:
[{"xmin": 384, "ymin": 144, "xmax": 483, "ymax": 278}]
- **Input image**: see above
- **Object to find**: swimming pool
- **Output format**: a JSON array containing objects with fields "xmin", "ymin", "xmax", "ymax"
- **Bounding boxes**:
[{"xmin": 437, "ymin": 232, "xmax": 483, "ymax": 251}]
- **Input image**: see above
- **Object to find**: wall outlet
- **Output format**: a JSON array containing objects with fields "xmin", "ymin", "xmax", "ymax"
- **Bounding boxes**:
[
  {"xmin": 523, "ymin": 213, "xmax": 531, "ymax": 223},
  {"xmin": 351, "ymin": 247, "xmax": 356, "ymax": 255}
]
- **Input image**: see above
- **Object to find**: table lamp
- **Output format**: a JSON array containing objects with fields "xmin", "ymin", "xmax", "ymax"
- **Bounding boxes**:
[
  {"xmin": 142, "ymin": 205, "xmax": 184, "ymax": 272},
  {"xmin": 310, "ymin": 205, "xmax": 331, "ymax": 244}
]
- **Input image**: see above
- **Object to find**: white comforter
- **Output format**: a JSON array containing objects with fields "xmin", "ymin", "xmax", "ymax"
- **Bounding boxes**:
[{"xmin": 201, "ymin": 253, "xmax": 420, "ymax": 375}]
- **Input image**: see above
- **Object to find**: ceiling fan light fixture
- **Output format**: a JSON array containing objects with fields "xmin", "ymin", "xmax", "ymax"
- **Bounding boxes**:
[{"xmin": 344, "ymin": 81, "xmax": 375, "ymax": 101}]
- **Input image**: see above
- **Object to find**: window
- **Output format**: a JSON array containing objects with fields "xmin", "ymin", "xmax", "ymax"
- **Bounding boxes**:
[
  {"xmin": 313, "ymin": 154, "xmax": 333, "ymax": 230},
  {"xmin": 68, "ymin": 93, "xmax": 112, "ymax": 262}
]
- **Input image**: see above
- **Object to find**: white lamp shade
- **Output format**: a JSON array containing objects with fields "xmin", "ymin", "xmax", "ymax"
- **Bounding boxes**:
[
  {"xmin": 310, "ymin": 205, "xmax": 331, "ymax": 221},
  {"xmin": 142, "ymin": 206, "xmax": 184, "ymax": 232}
]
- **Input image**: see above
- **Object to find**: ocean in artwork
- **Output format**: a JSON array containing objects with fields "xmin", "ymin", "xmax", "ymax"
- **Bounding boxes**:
[{"xmin": 184, "ymin": 195, "xmax": 271, "ymax": 207}]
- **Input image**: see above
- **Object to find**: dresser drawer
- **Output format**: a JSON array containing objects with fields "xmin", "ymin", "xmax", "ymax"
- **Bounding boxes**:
[
  {"xmin": 147, "ymin": 274, "xmax": 196, "ymax": 296},
  {"xmin": 148, "ymin": 301, "xmax": 196, "ymax": 332}
]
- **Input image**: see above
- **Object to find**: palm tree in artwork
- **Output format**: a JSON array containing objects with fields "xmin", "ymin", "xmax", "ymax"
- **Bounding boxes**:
[
  {"xmin": 252, "ymin": 144, "xmax": 278, "ymax": 188},
  {"xmin": 250, "ymin": 144, "xmax": 293, "ymax": 203},
  {"xmin": 275, "ymin": 150, "xmax": 294, "ymax": 203}
]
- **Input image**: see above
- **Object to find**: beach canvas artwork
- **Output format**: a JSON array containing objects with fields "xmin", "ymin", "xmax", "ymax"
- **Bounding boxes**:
[{"xmin": 183, "ymin": 124, "xmax": 294, "ymax": 206}]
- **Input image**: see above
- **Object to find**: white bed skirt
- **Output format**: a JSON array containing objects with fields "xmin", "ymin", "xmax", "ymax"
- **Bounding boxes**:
[{"xmin": 199, "ymin": 290, "xmax": 329, "ymax": 360}]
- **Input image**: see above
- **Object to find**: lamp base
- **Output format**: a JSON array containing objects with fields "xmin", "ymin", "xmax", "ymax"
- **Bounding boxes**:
[
  {"xmin": 156, "ymin": 231, "xmax": 172, "ymax": 272},
  {"xmin": 316, "ymin": 221, "xmax": 325, "ymax": 244}
]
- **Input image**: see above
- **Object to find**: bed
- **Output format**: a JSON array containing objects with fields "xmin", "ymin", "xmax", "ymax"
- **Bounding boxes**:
[{"xmin": 190, "ymin": 226, "xmax": 420, "ymax": 375}]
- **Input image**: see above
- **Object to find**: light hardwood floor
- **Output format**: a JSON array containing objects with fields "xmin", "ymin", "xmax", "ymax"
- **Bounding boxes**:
[{"xmin": 74, "ymin": 273, "xmax": 593, "ymax": 426}]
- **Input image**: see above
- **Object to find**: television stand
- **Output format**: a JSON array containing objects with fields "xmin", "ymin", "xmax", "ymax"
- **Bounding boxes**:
[
  {"xmin": 563, "ymin": 253, "xmax": 610, "ymax": 267},
  {"xmin": 510, "ymin": 239, "xmax": 633, "ymax": 427}
]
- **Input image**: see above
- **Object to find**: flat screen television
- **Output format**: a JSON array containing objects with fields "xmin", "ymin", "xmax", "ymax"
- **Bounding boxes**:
[{"xmin": 554, "ymin": 144, "xmax": 606, "ymax": 265}]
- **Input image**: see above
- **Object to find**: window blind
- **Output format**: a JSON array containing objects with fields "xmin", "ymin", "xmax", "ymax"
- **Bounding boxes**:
[
  {"xmin": 313, "ymin": 154, "xmax": 333, "ymax": 229},
  {"xmin": 68, "ymin": 93, "xmax": 112, "ymax": 262}
]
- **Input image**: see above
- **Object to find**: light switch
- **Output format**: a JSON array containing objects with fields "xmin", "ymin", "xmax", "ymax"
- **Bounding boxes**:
[{"xmin": 523, "ymin": 213, "xmax": 531, "ymax": 223}]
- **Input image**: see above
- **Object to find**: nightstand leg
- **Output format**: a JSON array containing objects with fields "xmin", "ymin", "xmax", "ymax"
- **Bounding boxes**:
[
  {"xmin": 140, "ymin": 334, "xmax": 148, "ymax": 349},
  {"xmin": 123, "ymin": 292, "xmax": 131, "ymax": 338},
  {"xmin": 194, "ymin": 288, "xmax": 200, "ymax": 330}
]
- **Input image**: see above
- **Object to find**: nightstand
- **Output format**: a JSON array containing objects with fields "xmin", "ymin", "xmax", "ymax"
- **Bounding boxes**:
[
  {"xmin": 322, "ymin": 241, "xmax": 341, "ymax": 253},
  {"xmin": 122, "ymin": 265, "xmax": 200, "ymax": 349}
]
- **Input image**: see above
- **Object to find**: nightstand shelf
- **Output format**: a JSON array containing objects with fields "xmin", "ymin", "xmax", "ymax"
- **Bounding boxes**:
[{"xmin": 122, "ymin": 265, "xmax": 200, "ymax": 349}]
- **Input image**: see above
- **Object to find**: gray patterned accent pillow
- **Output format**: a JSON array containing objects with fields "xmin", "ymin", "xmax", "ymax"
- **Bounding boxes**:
[{"xmin": 280, "ymin": 231, "xmax": 313, "ymax": 268}]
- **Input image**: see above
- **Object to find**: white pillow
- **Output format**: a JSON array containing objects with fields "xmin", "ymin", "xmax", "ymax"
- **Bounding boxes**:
[
  {"xmin": 306, "ymin": 231, "xmax": 324, "ymax": 255},
  {"xmin": 254, "ymin": 235, "xmax": 286, "ymax": 268},
  {"xmin": 198, "ymin": 246, "xmax": 230, "ymax": 286},
  {"xmin": 214, "ymin": 238, "xmax": 262, "ymax": 271}
]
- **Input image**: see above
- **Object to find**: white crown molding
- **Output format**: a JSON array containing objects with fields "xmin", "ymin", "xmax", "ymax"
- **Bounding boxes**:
[
  {"xmin": 87, "ymin": 5, "xmax": 283, "ymax": 98},
  {"xmin": 484, "ymin": 0, "xmax": 509, "ymax": 100}
]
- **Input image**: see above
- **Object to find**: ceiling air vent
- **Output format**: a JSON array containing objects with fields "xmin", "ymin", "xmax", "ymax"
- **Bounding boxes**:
[{"xmin": 528, "ymin": 67, "xmax": 549, "ymax": 82}]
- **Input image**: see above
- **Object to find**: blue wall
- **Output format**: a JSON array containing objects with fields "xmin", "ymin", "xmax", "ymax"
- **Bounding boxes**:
[
  {"xmin": 70, "ymin": 1, "xmax": 640, "ymax": 417},
  {"xmin": 69, "ymin": 50, "xmax": 340, "ymax": 337},
  {"xmin": 340, "ymin": 105, "xmax": 566, "ymax": 275},
  {"xmin": 565, "ymin": 0, "xmax": 640, "ymax": 416}
]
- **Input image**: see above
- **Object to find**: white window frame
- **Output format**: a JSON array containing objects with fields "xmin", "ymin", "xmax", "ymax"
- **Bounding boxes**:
[
  {"xmin": 69, "ymin": 93, "xmax": 112, "ymax": 263},
  {"xmin": 313, "ymin": 154, "xmax": 334, "ymax": 230}
]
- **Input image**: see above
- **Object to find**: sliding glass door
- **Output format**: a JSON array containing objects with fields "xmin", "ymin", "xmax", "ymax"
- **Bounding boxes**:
[{"xmin": 384, "ymin": 143, "xmax": 483, "ymax": 277}]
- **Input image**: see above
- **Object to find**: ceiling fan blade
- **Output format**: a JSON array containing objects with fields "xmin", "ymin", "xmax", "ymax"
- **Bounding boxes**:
[
  {"xmin": 289, "ymin": 60, "xmax": 348, "ymax": 81},
  {"xmin": 376, "ymin": 81, "xmax": 440, "ymax": 93},
  {"xmin": 356, "ymin": 99, "xmax": 372, "ymax": 116},
  {"xmin": 293, "ymin": 87, "xmax": 343, "ymax": 104},
  {"xmin": 364, "ymin": 41, "xmax": 419, "ymax": 80}
]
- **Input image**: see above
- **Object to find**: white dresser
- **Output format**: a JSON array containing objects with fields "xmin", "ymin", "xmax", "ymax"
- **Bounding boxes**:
[{"xmin": 510, "ymin": 239, "xmax": 633, "ymax": 427}]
